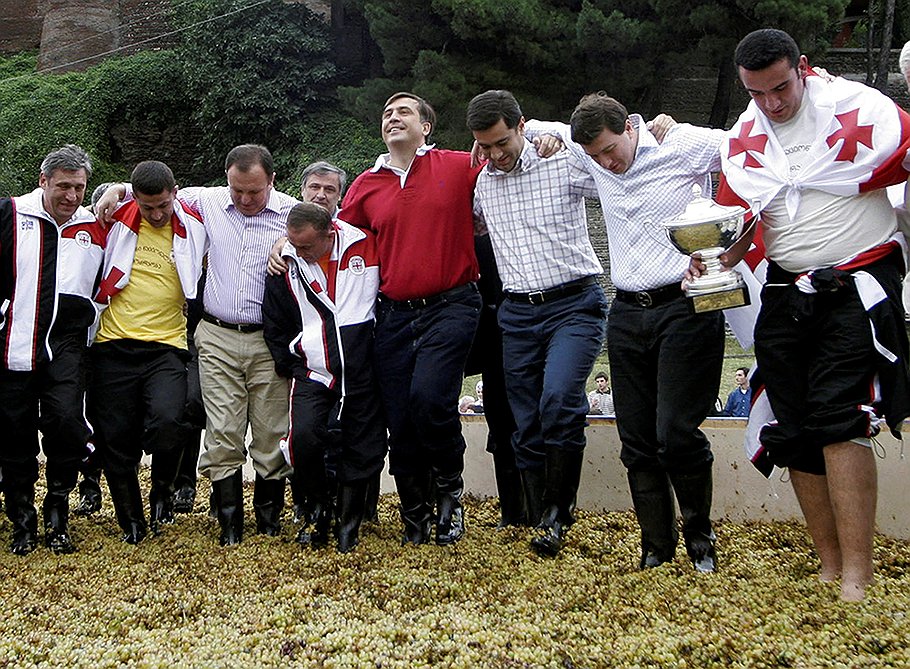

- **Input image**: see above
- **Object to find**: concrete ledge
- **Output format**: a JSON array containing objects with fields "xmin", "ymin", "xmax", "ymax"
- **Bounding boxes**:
[{"xmin": 376, "ymin": 415, "xmax": 910, "ymax": 539}]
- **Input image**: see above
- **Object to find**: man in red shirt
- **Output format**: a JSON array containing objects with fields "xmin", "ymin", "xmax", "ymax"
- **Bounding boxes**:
[{"xmin": 338, "ymin": 93, "xmax": 482, "ymax": 545}]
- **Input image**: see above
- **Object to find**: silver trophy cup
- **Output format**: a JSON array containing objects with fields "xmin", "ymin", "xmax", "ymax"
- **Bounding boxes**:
[{"xmin": 662, "ymin": 185, "xmax": 750, "ymax": 313}]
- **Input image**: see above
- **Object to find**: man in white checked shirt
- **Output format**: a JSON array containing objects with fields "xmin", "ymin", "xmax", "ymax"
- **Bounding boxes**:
[
  {"xmin": 468, "ymin": 90, "xmax": 607, "ymax": 557},
  {"xmin": 526, "ymin": 93, "xmax": 727, "ymax": 573},
  {"xmin": 96, "ymin": 145, "xmax": 296, "ymax": 546}
]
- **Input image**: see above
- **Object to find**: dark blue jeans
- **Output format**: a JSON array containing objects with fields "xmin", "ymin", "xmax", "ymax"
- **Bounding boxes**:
[
  {"xmin": 498, "ymin": 284, "xmax": 607, "ymax": 471},
  {"xmin": 608, "ymin": 296, "xmax": 724, "ymax": 473},
  {"xmin": 374, "ymin": 288, "xmax": 481, "ymax": 477}
]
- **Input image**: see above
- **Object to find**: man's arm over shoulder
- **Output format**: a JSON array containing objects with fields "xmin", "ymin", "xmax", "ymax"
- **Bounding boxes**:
[
  {"xmin": 172, "ymin": 186, "xmax": 209, "ymax": 213},
  {"xmin": 668, "ymin": 123, "xmax": 726, "ymax": 174}
]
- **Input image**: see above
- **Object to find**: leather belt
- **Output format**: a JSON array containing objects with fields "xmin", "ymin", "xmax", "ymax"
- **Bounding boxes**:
[
  {"xmin": 504, "ymin": 276, "xmax": 597, "ymax": 306},
  {"xmin": 614, "ymin": 284, "xmax": 683, "ymax": 308},
  {"xmin": 202, "ymin": 312, "xmax": 263, "ymax": 333},
  {"xmin": 378, "ymin": 282, "xmax": 478, "ymax": 311}
]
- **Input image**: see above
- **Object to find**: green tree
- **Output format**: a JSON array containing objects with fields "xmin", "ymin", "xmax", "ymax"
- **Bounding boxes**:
[
  {"xmin": 576, "ymin": 0, "xmax": 850, "ymax": 125},
  {"xmin": 173, "ymin": 0, "xmax": 337, "ymax": 171},
  {"xmin": 343, "ymin": 0, "xmax": 849, "ymax": 139},
  {"xmin": 342, "ymin": 0, "xmax": 591, "ymax": 148}
]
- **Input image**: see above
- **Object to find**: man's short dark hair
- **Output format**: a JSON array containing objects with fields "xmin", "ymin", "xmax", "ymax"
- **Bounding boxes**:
[
  {"xmin": 466, "ymin": 90, "xmax": 523, "ymax": 132},
  {"xmin": 131, "ymin": 160, "xmax": 176, "ymax": 196},
  {"xmin": 301, "ymin": 161, "xmax": 347, "ymax": 195},
  {"xmin": 287, "ymin": 202, "xmax": 332, "ymax": 233},
  {"xmin": 570, "ymin": 92, "xmax": 629, "ymax": 145},
  {"xmin": 734, "ymin": 28, "xmax": 800, "ymax": 71},
  {"xmin": 40, "ymin": 144, "xmax": 92, "ymax": 180},
  {"xmin": 595, "ymin": 371, "xmax": 608, "ymax": 382},
  {"xmin": 225, "ymin": 144, "xmax": 274, "ymax": 175},
  {"xmin": 736, "ymin": 367, "xmax": 749, "ymax": 375},
  {"xmin": 384, "ymin": 92, "xmax": 437, "ymax": 140}
]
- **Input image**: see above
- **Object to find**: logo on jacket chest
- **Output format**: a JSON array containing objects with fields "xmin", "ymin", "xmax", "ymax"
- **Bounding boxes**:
[
  {"xmin": 75, "ymin": 230, "xmax": 92, "ymax": 248},
  {"xmin": 348, "ymin": 256, "xmax": 365, "ymax": 275}
]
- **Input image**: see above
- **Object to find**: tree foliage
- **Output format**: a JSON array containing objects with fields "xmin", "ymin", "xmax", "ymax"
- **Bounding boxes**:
[
  {"xmin": 342, "ymin": 0, "xmax": 850, "ymax": 145},
  {"xmin": 172, "ymin": 0, "xmax": 338, "ymax": 171}
]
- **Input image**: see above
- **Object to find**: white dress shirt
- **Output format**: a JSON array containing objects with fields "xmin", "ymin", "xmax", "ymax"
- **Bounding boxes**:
[
  {"xmin": 526, "ymin": 116, "xmax": 725, "ymax": 291},
  {"xmin": 177, "ymin": 186, "xmax": 298, "ymax": 324},
  {"xmin": 473, "ymin": 139, "xmax": 602, "ymax": 293}
]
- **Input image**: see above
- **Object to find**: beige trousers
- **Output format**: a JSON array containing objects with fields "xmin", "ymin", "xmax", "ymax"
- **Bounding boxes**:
[{"xmin": 195, "ymin": 320, "xmax": 290, "ymax": 482}]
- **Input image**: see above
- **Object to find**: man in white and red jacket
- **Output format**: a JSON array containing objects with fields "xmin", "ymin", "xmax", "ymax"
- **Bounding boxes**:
[
  {"xmin": 0, "ymin": 144, "xmax": 106, "ymax": 555},
  {"xmin": 262, "ymin": 202, "xmax": 386, "ymax": 553},
  {"xmin": 88, "ymin": 160, "xmax": 205, "ymax": 544}
]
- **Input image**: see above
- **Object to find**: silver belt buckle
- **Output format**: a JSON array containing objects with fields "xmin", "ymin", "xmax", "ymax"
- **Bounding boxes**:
[
  {"xmin": 528, "ymin": 291, "xmax": 545, "ymax": 305},
  {"xmin": 635, "ymin": 291, "xmax": 652, "ymax": 307}
]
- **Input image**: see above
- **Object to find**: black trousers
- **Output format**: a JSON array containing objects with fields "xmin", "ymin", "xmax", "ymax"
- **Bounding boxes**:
[
  {"xmin": 374, "ymin": 290, "xmax": 481, "ymax": 477},
  {"xmin": 174, "ymin": 336, "xmax": 205, "ymax": 488},
  {"xmin": 608, "ymin": 297, "xmax": 724, "ymax": 473},
  {"xmin": 0, "ymin": 333, "xmax": 91, "ymax": 484},
  {"xmin": 289, "ymin": 379, "xmax": 387, "ymax": 483},
  {"xmin": 87, "ymin": 341, "xmax": 187, "ymax": 476}
]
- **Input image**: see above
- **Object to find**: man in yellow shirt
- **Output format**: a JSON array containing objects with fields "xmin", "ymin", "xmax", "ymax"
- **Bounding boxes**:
[{"xmin": 87, "ymin": 160, "xmax": 205, "ymax": 543}]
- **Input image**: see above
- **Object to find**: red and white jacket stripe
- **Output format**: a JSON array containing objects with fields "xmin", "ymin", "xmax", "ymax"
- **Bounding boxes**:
[
  {"xmin": 94, "ymin": 198, "xmax": 206, "ymax": 310},
  {"xmin": 1, "ymin": 189, "xmax": 106, "ymax": 371},
  {"xmin": 262, "ymin": 220, "xmax": 380, "ymax": 397}
]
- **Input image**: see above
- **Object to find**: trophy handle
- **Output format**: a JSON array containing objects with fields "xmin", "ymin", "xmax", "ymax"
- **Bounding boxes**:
[{"xmin": 723, "ymin": 216, "xmax": 757, "ymax": 256}]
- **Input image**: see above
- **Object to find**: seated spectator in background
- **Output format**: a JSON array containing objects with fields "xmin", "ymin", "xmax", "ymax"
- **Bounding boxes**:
[
  {"xmin": 722, "ymin": 367, "xmax": 752, "ymax": 417},
  {"xmin": 587, "ymin": 371, "xmax": 614, "ymax": 415},
  {"xmin": 472, "ymin": 381, "xmax": 485, "ymax": 414},
  {"xmin": 459, "ymin": 396, "xmax": 477, "ymax": 414}
]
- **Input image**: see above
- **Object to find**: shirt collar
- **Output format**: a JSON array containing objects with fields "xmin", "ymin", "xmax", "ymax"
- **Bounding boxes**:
[
  {"xmin": 223, "ymin": 185, "xmax": 283, "ymax": 216},
  {"xmin": 370, "ymin": 143, "xmax": 436, "ymax": 173},
  {"xmin": 483, "ymin": 139, "xmax": 536, "ymax": 176},
  {"xmin": 631, "ymin": 113, "xmax": 658, "ymax": 154}
]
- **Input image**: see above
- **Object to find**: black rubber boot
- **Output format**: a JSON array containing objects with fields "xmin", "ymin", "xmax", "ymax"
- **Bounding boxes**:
[
  {"xmin": 173, "ymin": 484, "xmax": 196, "ymax": 514},
  {"xmin": 42, "ymin": 465, "xmax": 78, "ymax": 554},
  {"xmin": 493, "ymin": 447, "xmax": 527, "ymax": 527},
  {"xmin": 173, "ymin": 430, "xmax": 201, "ymax": 513},
  {"xmin": 519, "ymin": 465, "xmax": 546, "ymax": 528},
  {"xmin": 74, "ymin": 465, "xmax": 103, "ymax": 516},
  {"xmin": 289, "ymin": 472, "xmax": 307, "ymax": 523},
  {"xmin": 106, "ymin": 470, "xmax": 148, "ymax": 544},
  {"xmin": 669, "ymin": 466, "xmax": 717, "ymax": 573},
  {"xmin": 395, "ymin": 470, "xmax": 433, "ymax": 545},
  {"xmin": 363, "ymin": 470, "xmax": 381, "ymax": 524},
  {"xmin": 336, "ymin": 478, "xmax": 369, "ymax": 553},
  {"xmin": 253, "ymin": 474, "xmax": 285, "ymax": 536},
  {"xmin": 4, "ymin": 479, "xmax": 39, "ymax": 555},
  {"xmin": 293, "ymin": 451, "xmax": 332, "ymax": 547},
  {"xmin": 627, "ymin": 469, "xmax": 679, "ymax": 569},
  {"xmin": 295, "ymin": 502, "xmax": 332, "ymax": 548},
  {"xmin": 433, "ymin": 457, "xmax": 466, "ymax": 546},
  {"xmin": 212, "ymin": 470, "xmax": 244, "ymax": 546},
  {"xmin": 530, "ymin": 449, "xmax": 584, "ymax": 557},
  {"xmin": 149, "ymin": 450, "xmax": 181, "ymax": 535}
]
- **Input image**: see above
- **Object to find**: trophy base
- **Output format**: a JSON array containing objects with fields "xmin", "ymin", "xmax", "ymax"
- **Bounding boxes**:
[{"xmin": 688, "ymin": 286, "xmax": 751, "ymax": 314}]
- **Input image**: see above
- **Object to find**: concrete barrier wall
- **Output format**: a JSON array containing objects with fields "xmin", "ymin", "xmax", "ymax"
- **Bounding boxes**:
[{"xmin": 376, "ymin": 416, "xmax": 910, "ymax": 539}]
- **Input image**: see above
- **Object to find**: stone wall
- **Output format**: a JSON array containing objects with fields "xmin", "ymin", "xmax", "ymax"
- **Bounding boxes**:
[
  {"xmin": 0, "ymin": 0, "xmax": 41, "ymax": 53},
  {"xmin": 3, "ymin": 0, "xmax": 331, "ymax": 72}
]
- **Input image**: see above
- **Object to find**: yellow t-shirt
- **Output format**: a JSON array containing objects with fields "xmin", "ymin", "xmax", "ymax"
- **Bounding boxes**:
[{"xmin": 96, "ymin": 219, "xmax": 187, "ymax": 349}]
